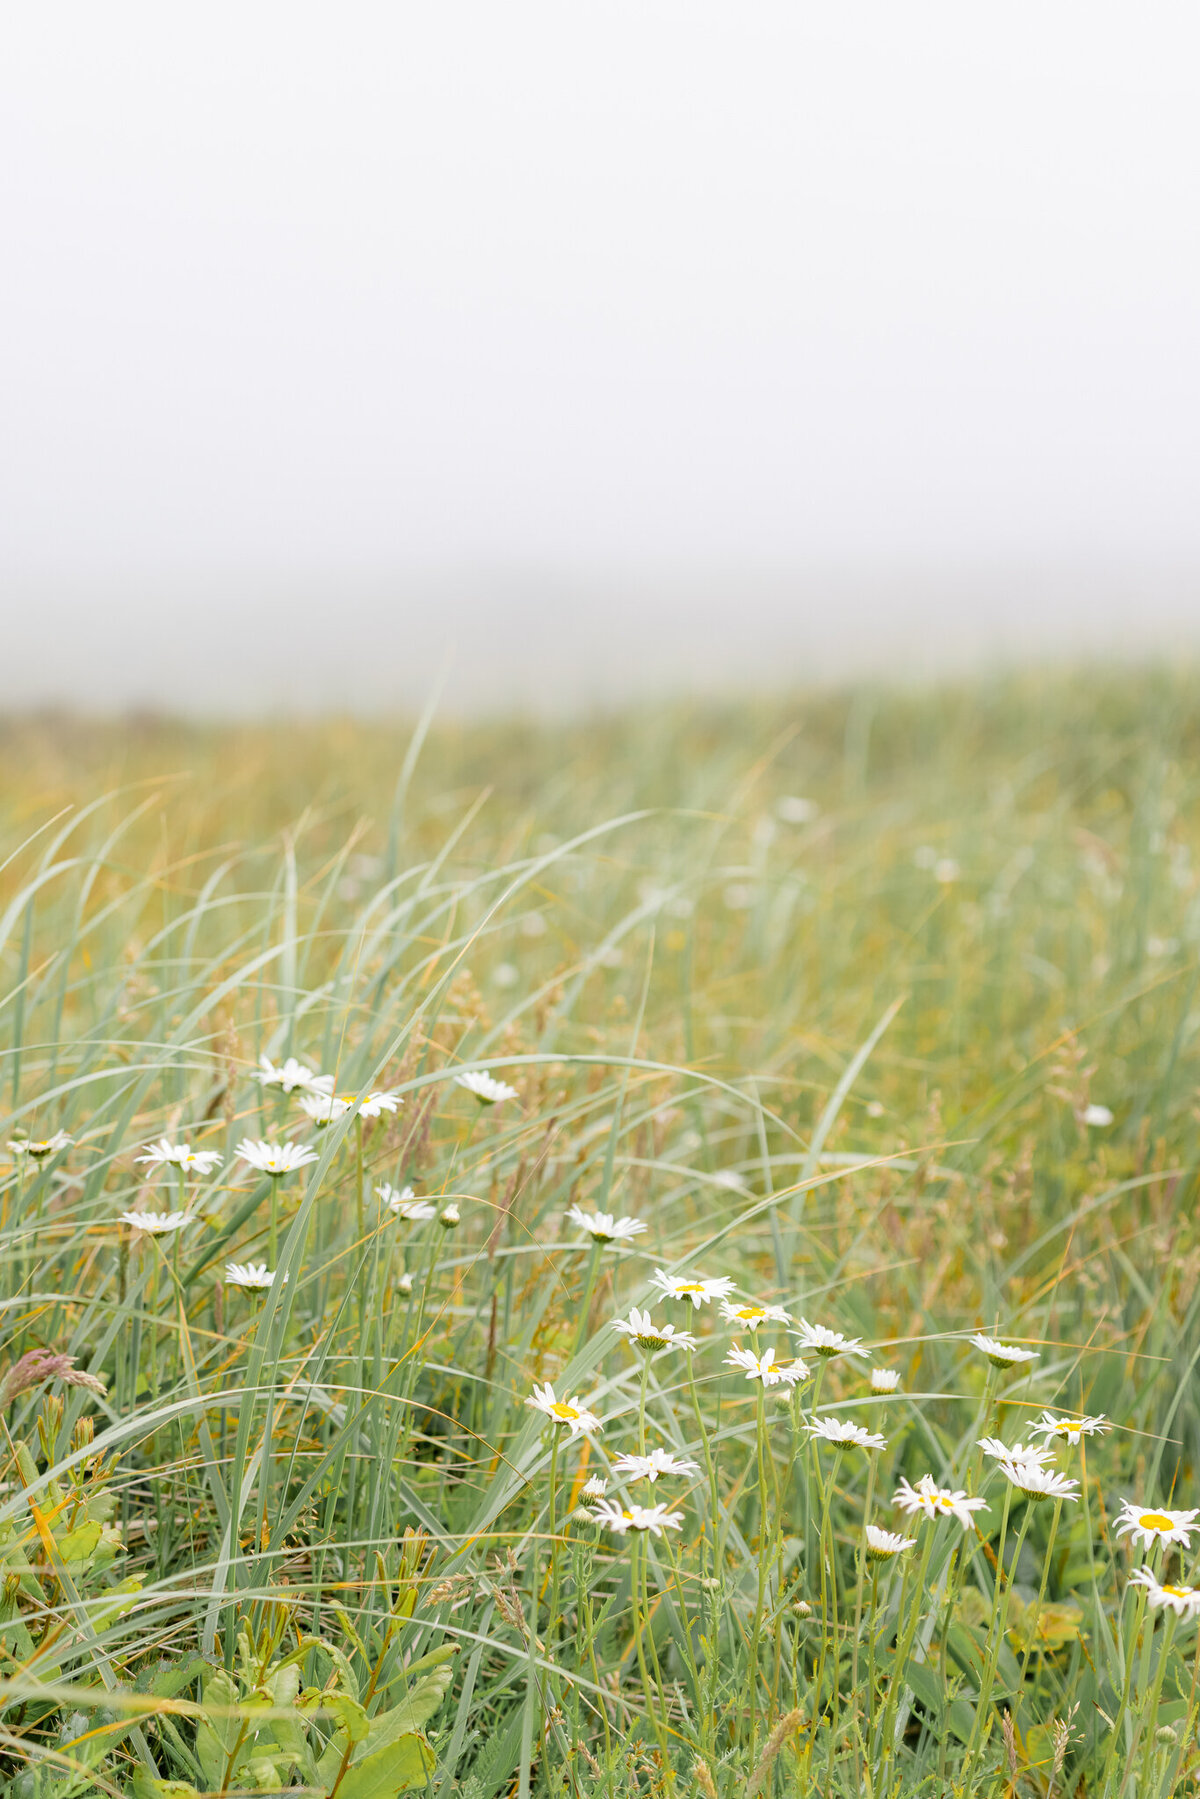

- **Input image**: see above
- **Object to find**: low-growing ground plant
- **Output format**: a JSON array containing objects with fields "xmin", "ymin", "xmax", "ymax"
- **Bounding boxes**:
[{"xmin": 2, "ymin": 672, "xmax": 1200, "ymax": 1795}]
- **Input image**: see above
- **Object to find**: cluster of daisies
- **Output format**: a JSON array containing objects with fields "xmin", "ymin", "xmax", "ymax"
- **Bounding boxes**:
[
  {"xmin": 532, "ymin": 1221, "xmax": 1200, "ymax": 1611},
  {"xmin": 15, "ymin": 1051, "xmax": 519, "ymax": 1295}
]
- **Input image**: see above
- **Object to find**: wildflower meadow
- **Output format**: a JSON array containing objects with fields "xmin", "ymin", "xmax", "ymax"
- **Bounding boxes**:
[{"xmin": 4, "ymin": 672, "xmax": 1200, "ymax": 1796}]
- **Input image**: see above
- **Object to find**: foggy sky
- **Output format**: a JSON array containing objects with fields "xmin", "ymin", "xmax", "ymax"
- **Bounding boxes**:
[{"xmin": 3, "ymin": 4, "xmax": 1200, "ymax": 711}]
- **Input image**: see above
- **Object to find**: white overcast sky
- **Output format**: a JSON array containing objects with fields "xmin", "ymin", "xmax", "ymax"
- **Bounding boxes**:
[{"xmin": 3, "ymin": 4, "xmax": 1199, "ymax": 710}]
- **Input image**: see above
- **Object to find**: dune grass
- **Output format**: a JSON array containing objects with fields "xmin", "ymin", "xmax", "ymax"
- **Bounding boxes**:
[{"xmin": 3, "ymin": 669, "xmax": 1200, "ymax": 1796}]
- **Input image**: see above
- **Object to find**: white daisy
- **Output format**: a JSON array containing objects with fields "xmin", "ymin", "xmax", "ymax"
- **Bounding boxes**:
[
  {"xmin": 581, "ymin": 1475, "xmax": 608, "ymax": 1501},
  {"xmin": 526, "ymin": 1381, "xmax": 602, "ymax": 1438},
  {"xmin": 807, "ymin": 1417, "xmax": 888, "ymax": 1451},
  {"xmin": 225, "ymin": 1262, "xmax": 287, "ymax": 1290},
  {"xmin": 378, "ymin": 1184, "xmax": 437, "ymax": 1222},
  {"xmin": 994, "ymin": 1459, "xmax": 1080, "ymax": 1502},
  {"xmin": 978, "ymin": 1437, "xmax": 1056, "ymax": 1468},
  {"xmin": 438, "ymin": 1203, "xmax": 461, "ymax": 1228},
  {"xmin": 591, "ymin": 1500, "xmax": 684, "ymax": 1538},
  {"xmin": 1079, "ymin": 1103, "xmax": 1114, "ymax": 1127},
  {"xmin": 455, "ymin": 1071, "xmax": 519, "ymax": 1106},
  {"xmin": 969, "ymin": 1333, "xmax": 1038, "ymax": 1369},
  {"xmin": 725, "ymin": 1345, "xmax": 809, "ymax": 1388},
  {"xmin": 720, "ymin": 1299, "xmax": 792, "ymax": 1330},
  {"xmin": 1129, "ymin": 1568, "xmax": 1200, "ymax": 1619},
  {"xmin": 136, "ymin": 1139, "xmax": 223, "ymax": 1175},
  {"xmin": 254, "ymin": 1055, "xmax": 334, "ymax": 1095},
  {"xmin": 299, "ymin": 1093, "xmax": 346, "ymax": 1126},
  {"xmin": 120, "ymin": 1209, "xmax": 193, "ymax": 1235},
  {"xmin": 611, "ymin": 1448, "xmax": 699, "ymax": 1482},
  {"xmin": 236, "ymin": 1139, "xmax": 319, "ymax": 1177},
  {"xmin": 299, "ymin": 1090, "xmax": 399, "ymax": 1126},
  {"xmin": 870, "ymin": 1368, "xmax": 902, "ymax": 1393},
  {"xmin": 650, "ymin": 1270, "xmax": 736, "ymax": 1308},
  {"xmin": 612, "ymin": 1307, "xmax": 698, "ymax": 1352},
  {"xmin": 1114, "ymin": 1501, "xmax": 1200, "ymax": 1550},
  {"xmin": 865, "ymin": 1524, "xmax": 917, "ymax": 1560},
  {"xmin": 566, "ymin": 1205, "xmax": 646, "ymax": 1244},
  {"xmin": 1029, "ymin": 1411, "xmax": 1110, "ymax": 1446},
  {"xmin": 9, "ymin": 1132, "xmax": 73, "ymax": 1160},
  {"xmin": 893, "ymin": 1475, "xmax": 989, "ymax": 1531},
  {"xmin": 793, "ymin": 1319, "xmax": 867, "ymax": 1361}
]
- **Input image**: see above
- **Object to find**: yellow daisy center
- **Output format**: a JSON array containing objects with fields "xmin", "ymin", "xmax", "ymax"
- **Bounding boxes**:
[
  {"xmin": 937, "ymin": 1495, "xmax": 956, "ymax": 1509},
  {"xmin": 737, "ymin": 1306, "xmax": 764, "ymax": 1320},
  {"xmin": 677, "ymin": 1282, "xmax": 705, "ymax": 1293},
  {"xmin": 1140, "ymin": 1512, "xmax": 1174, "ymax": 1531},
  {"xmin": 550, "ymin": 1402, "xmax": 579, "ymax": 1422},
  {"xmin": 1164, "ymin": 1584, "xmax": 1192, "ymax": 1597}
]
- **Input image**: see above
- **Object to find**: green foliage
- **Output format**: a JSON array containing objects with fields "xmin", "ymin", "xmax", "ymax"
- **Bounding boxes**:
[{"xmin": 3, "ymin": 673, "xmax": 1200, "ymax": 1794}]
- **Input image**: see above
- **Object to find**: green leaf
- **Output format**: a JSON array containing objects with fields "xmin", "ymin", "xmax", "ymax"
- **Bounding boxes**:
[
  {"xmin": 367, "ymin": 1660, "xmax": 455, "ymax": 1749},
  {"xmin": 305, "ymin": 1689, "xmax": 370, "ymax": 1742},
  {"xmin": 148, "ymin": 1656, "xmax": 207, "ymax": 1700},
  {"xmin": 267, "ymin": 1659, "xmax": 302, "ymax": 1709},
  {"xmin": 196, "ymin": 1668, "xmax": 242, "ymax": 1785},
  {"xmin": 54, "ymin": 1520, "xmax": 103, "ymax": 1567},
  {"xmin": 337, "ymin": 1733, "xmax": 435, "ymax": 1798}
]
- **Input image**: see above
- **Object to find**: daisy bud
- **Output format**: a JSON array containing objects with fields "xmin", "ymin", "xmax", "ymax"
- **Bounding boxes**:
[{"xmin": 438, "ymin": 1203, "xmax": 461, "ymax": 1229}]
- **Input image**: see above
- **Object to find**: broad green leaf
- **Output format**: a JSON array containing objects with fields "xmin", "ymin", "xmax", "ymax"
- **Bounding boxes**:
[
  {"xmin": 54, "ymin": 1520, "xmax": 103, "ymax": 1566},
  {"xmin": 303, "ymin": 1689, "xmax": 370, "ymax": 1742},
  {"xmin": 366, "ymin": 1661, "xmax": 455, "ymax": 1750},
  {"xmin": 267, "ymin": 1659, "xmax": 302, "ymax": 1708},
  {"xmin": 196, "ymin": 1668, "xmax": 242, "ymax": 1785},
  {"xmin": 148, "ymin": 1656, "xmax": 208, "ymax": 1700},
  {"xmin": 337, "ymin": 1733, "xmax": 435, "ymax": 1798}
]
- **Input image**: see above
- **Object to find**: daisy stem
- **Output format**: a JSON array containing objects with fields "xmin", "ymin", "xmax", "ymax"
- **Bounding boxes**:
[
  {"xmin": 805, "ymin": 1370, "xmax": 830, "ymax": 1746},
  {"xmin": 877, "ymin": 1524, "xmax": 935, "ymax": 1781},
  {"xmin": 1015, "ymin": 1494, "xmax": 1065, "ymax": 1705},
  {"xmin": 1136, "ymin": 1611, "xmax": 1177, "ymax": 1792},
  {"xmin": 546, "ymin": 1430, "xmax": 561, "ymax": 1664},
  {"xmin": 1123, "ymin": 1550, "xmax": 1167, "ymax": 1789},
  {"xmin": 638, "ymin": 1351, "xmax": 651, "ymax": 1457},
  {"xmin": 851, "ymin": 1453, "xmax": 879, "ymax": 1702},
  {"xmin": 962, "ymin": 1479, "xmax": 1012, "ymax": 1773},
  {"xmin": 970, "ymin": 1499, "xmax": 1034, "ymax": 1782},
  {"xmin": 686, "ymin": 1348, "xmax": 720, "ymax": 1530},
  {"xmin": 1081, "ymin": 1441, "xmax": 1115, "ymax": 1666},
  {"xmin": 935, "ymin": 1535, "xmax": 964, "ymax": 1786},
  {"xmin": 147, "ymin": 1243, "xmax": 160, "ymax": 1407},
  {"xmin": 355, "ymin": 1116, "xmax": 365, "ymax": 1245},
  {"xmin": 824, "ymin": 1448, "xmax": 844, "ymax": 1784},
  {"xmin": 172, "ymin": 1180, "xmax": 183, "ymax": 1286},
  {"xmin": 866, "ymin": 1561, "xmax": 880, "ymax": 1746},
  {"xmin": 748, "ymin": 1381, "xmax": 769, "ymax": 1760},
  {"xmin": 638, "ymin": 1524, "xmax": 672, "ymax": 1745},
  {"xmin": 572, "ymin": 1240, "xmax": 603, "ymax": 1358},
  {"xmin": 769, "ymin": 1393, "xmax": 804, "ymax": 1714},
  {"xmin": 1101, "ymin": 1583, "xmax": 1150, "ymax": 1795},
  {"xmin": 630, "ymin": 1534, "xmax": 669, "ymax": 1761},
  {"xmin": 663, "ymin": 1528, "xmax": 706, "ymax": 1749}
]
